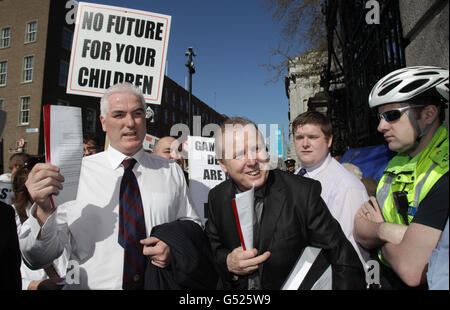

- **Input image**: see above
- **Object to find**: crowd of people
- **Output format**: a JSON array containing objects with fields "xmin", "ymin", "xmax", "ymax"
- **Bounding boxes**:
[{"xmin": 0, "ymin": 66, "xmax": 448, "ymax": 290}]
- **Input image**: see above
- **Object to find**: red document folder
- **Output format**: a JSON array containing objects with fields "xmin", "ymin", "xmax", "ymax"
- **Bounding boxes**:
[
  {"xmin": 232, "ymin": 198, "xmax": 247, "ymax": 250},
  {"xmin": 43, "ymin": 104, "xmax": 56, "ymax": 210}
]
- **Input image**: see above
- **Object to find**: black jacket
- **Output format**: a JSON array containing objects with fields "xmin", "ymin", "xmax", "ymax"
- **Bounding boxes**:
[
  {"xmin": 144, "ymin": 219, "xmax": 219, "ymax": 290},
  {"xmin": 205, "ymin": 169, "xmax": 366, "ymax": 290},
  {"xmin": 0, "ymin": 201, "xmax": 22, "ymax": 290}
]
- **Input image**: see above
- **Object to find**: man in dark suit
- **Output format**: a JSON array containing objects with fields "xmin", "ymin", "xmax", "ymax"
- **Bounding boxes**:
[
  {"xmin": 205, "ymin": 117, "xmax": 366, "ymax": 290},
  {"xmin": 0, "ymin": 194, "xmax": 22, "ymax": 290},
  {"xmin": 0, "ymin": 110, "xmax": 22, "ymax": 290}
]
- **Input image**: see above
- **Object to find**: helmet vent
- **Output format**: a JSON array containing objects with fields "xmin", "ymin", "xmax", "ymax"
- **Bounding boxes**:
[
  {"xmin": 414, "ymin": 71, "xmax": 439, "ymax": 76},
  {"xmin": 379, "ymin": 81, "xmax": 402, "ymax": 96},
  {"xmin": 399, "ymin": 79, "xmax": 428, "ymax": 93}
]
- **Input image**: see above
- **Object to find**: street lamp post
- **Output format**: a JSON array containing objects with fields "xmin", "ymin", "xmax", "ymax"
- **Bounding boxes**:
[{"xmin": 185, "ymin": 47, "xmax": 196, "ymax": 135}]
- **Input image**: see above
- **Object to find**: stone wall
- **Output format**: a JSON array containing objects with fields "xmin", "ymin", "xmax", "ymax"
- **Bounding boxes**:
[{"xmin": 400, "ymin": 0, "xmax": 449, "ymax": 127}]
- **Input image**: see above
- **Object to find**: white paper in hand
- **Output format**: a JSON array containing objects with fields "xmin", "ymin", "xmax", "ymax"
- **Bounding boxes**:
[
  {"xmin": 44, "ymin": 105, "xmax": 83, "ymax": 208},
  {"xmin": 233, "ymin": 186, "xmax": 254, "ymax": 250}
]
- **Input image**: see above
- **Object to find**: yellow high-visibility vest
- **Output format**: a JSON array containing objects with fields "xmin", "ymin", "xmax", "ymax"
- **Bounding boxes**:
[{"xmin": 376, "ymin": 125, "xmax": 449, "ymax": 265}]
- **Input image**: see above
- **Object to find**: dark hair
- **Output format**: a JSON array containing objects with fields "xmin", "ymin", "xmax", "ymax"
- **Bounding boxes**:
[
  {"xmin": 409, "ymin": 96, "xmax": 446, "ymax": 124},
  {"xmin": 11, "ymin": 166, "xmax": 31, "ymax": 224},
  {"xmin": 9, "ymin": 152, "xmax": 31, "ymax": 172},
  {"xmin": 291, "ymin": 111, "xmax": 333, "ymax": 139},
  {"xmin": 83, "ymin": 134, "xmax": 99, "ymax": 147}
]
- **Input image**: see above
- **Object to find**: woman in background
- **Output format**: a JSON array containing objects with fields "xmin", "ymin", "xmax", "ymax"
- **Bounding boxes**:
[{"xmin": 12, "ymin": 159, "xmax": 68, "ymax": 290}]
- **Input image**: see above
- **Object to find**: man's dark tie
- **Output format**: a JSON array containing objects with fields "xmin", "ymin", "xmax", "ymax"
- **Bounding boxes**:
[
  {"xmin": 297, "ymin": 168, "xmax": 307, "ymax": 176},
  {"xmin": 118, "ymin": 158, "xmax": 146, "ymax": 290}
]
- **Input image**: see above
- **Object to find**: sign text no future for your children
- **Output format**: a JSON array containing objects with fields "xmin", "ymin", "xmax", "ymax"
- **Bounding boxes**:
[{"xmin": 68, "ymin": 3, "xmax": 171, "ymax": 104}]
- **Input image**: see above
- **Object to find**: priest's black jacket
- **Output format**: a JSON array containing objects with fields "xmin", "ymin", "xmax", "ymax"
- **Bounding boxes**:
[{"xmin": 205, "ymin": 169, "xmax": 366, "ymax": 290}]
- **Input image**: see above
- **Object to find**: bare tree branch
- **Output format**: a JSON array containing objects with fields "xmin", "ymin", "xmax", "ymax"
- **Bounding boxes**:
[{"xmin": 261, "ymin": 0, "xmax": 327, "ymax": 82}]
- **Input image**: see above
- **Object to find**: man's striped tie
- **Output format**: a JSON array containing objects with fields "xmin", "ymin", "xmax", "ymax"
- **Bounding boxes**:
[{"xmin": 118, "ymin": 158, "xmax": 146, "ymax": 290}]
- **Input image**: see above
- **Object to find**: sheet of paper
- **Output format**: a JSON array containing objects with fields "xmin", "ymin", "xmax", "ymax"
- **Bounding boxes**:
[
  {"xmin": 44, "ymin": 105, "xmax": 83, "ymax": 208},
  {"xmin": 311, "ymin": 265, "xmax": 332, "ymax": 290},
  {"xmin": 281, "ymin": 246, "xmax": 322, "ymax": 290},
  {"xmin": 233, "ymin": 186, "xmax": 254, "ymax": 250}
]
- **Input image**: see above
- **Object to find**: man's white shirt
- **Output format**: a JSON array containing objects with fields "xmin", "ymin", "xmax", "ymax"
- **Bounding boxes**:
[
  {"xmin": 296, "ymin": 154, "xmax": 370, "ymax": 267},
  {"xmin": 19, "ymin": 146, "xmax": 201, "ymax": 289}
]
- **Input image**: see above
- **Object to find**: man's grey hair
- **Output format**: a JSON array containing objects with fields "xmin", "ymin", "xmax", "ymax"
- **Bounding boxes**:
[{"xmin": 100, "ymin": 83, "xmax": 146, "ymax": 118}]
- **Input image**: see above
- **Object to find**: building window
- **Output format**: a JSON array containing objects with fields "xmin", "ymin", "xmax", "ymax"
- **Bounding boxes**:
[
  {"xmin": 164, "ymin": 109, "xmax": 169, "ymax": 123},
  {"xmin": 0, "ymin": 27, "xmax": 11, "ymax": 48},
  {"xmin": 0, "ymin": 61, "xmax": 7, "ymax": 86},
  {"xmin": 164, "ymin": 88, "xmax": 169, "ymax": 105},
  {"xmin": 0, "ymin": 98, "xmax": 4, "ymax": 110},
  {"xmin": 22, "ymin": 56, "xmax": 34, "ymax": 82},
  {"xmin": 62, "ymin": 28, "xmax": 73, "ymax": 51},
  {"xmin": 25, "ymin": 21, "xmax": 37, "ymax": 43},
  {"xmin": 59, "ymin": 60, "xmax": 69, "ymax": 87},
  {"xmin": 19, "ymin": 96, "xmax": 31, "ymax": 125},
  {"xmin": 172, "ymin": 92, "xmax": 177, "ymax": 107},
  {"xmin": 85, "ymin": 108, "xmax": 96, "ymax": 133}
]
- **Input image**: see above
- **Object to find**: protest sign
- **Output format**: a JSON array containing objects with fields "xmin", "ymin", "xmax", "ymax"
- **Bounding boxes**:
[
  {"xmin": 143, "ymin": 134, "xmax": 159, "ymax": 152},
  {"xmin": 0, "ymin": 180, "xmax": 13, "ymax": 205},
  {"xmin": 188, "ymin": 136, "xmax": 228, "ymax": 223},
  {"xmin": 67, "ymin": 2, "xmax": 171, "ymax": 104}
]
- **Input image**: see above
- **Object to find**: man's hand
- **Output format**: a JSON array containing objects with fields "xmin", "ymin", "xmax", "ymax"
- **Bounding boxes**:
[
  {"xmin": 226, "ymin": 247, "xmax": 271, "ymax": 276},
  {"xmin": 357, "ymin": 196, "xmax": 385, "ymax": 223},
  {"xmin": 25, "ymin": 163, "xmax": 64, "ymax": 224},
  {"xmin": 141, "ymin": 237, "xmax": 170, "ymax": 268},
  {"xmin": 28, "ymin": 278, "xmax": 64, "ymax": 290}
]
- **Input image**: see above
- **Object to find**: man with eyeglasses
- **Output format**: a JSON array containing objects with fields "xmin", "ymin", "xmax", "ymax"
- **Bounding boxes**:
[
  {"xmin": 83, "ymin": 134, "xmax": 100, "ymax": 157},
  {"xmin": 354, "ymin": 66, "xmax": 449, "ymax": 289}
]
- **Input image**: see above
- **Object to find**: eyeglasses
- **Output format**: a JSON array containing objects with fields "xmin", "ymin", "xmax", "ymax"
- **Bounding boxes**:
[{"xmin": 377, "ymin": 105, "xmax": 424, "ymax": 122}]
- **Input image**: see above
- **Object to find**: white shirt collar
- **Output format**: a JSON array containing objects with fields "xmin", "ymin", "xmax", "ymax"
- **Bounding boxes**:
[
  {"xmin": 106, "ymin": 145, "xmax": 145, "ymax": 170},
  {"xmin": 297, "ymin": 153, "xmax": 332, "ymax": 177}
]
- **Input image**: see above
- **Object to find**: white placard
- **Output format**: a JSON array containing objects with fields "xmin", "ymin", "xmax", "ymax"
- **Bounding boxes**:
[
  {"xmin": 67, "ymin": 2, "xmax": 171, "ymax": 104},
  {"xmin": 188, "ymin": 136, "xmax": 228, "ymax": 223},
  {"xmin": 143, "ymin": 134, "xmax": 159, "ymax": 152},
  {"xmin": 0, "ymin": 180, "xmax": 13, "ymax": 205}
]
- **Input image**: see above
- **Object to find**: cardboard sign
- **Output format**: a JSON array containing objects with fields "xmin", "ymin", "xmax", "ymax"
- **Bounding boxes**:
[
  {"xmin": 67, "ymin": 2, "xmax": 171, "ymax": 104},
  {"xmin": 188, "ymin": 136, "xmax": 228, "ymax": 223},
  {"xmin": 0, "ymin": 180, "xmax": 13, "ymax": 205},
  {"xmin": 143, "ymin": 134, "xmax": 159, "ymax": 152}
]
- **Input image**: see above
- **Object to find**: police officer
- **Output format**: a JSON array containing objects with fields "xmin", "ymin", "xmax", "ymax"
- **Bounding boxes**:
[
  {"xmin": 284, "ymin": 158, "xmax": 296, "ymax": 173},
  {"xmin": 354, "ymin": 66, "xmax": 449, "ymax": 289}
]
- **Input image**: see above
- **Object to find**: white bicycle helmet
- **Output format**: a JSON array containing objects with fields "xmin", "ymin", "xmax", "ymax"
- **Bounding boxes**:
[{"xmin": 369, "ymin": 66, "xmax": 449, "ymax": 108}]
